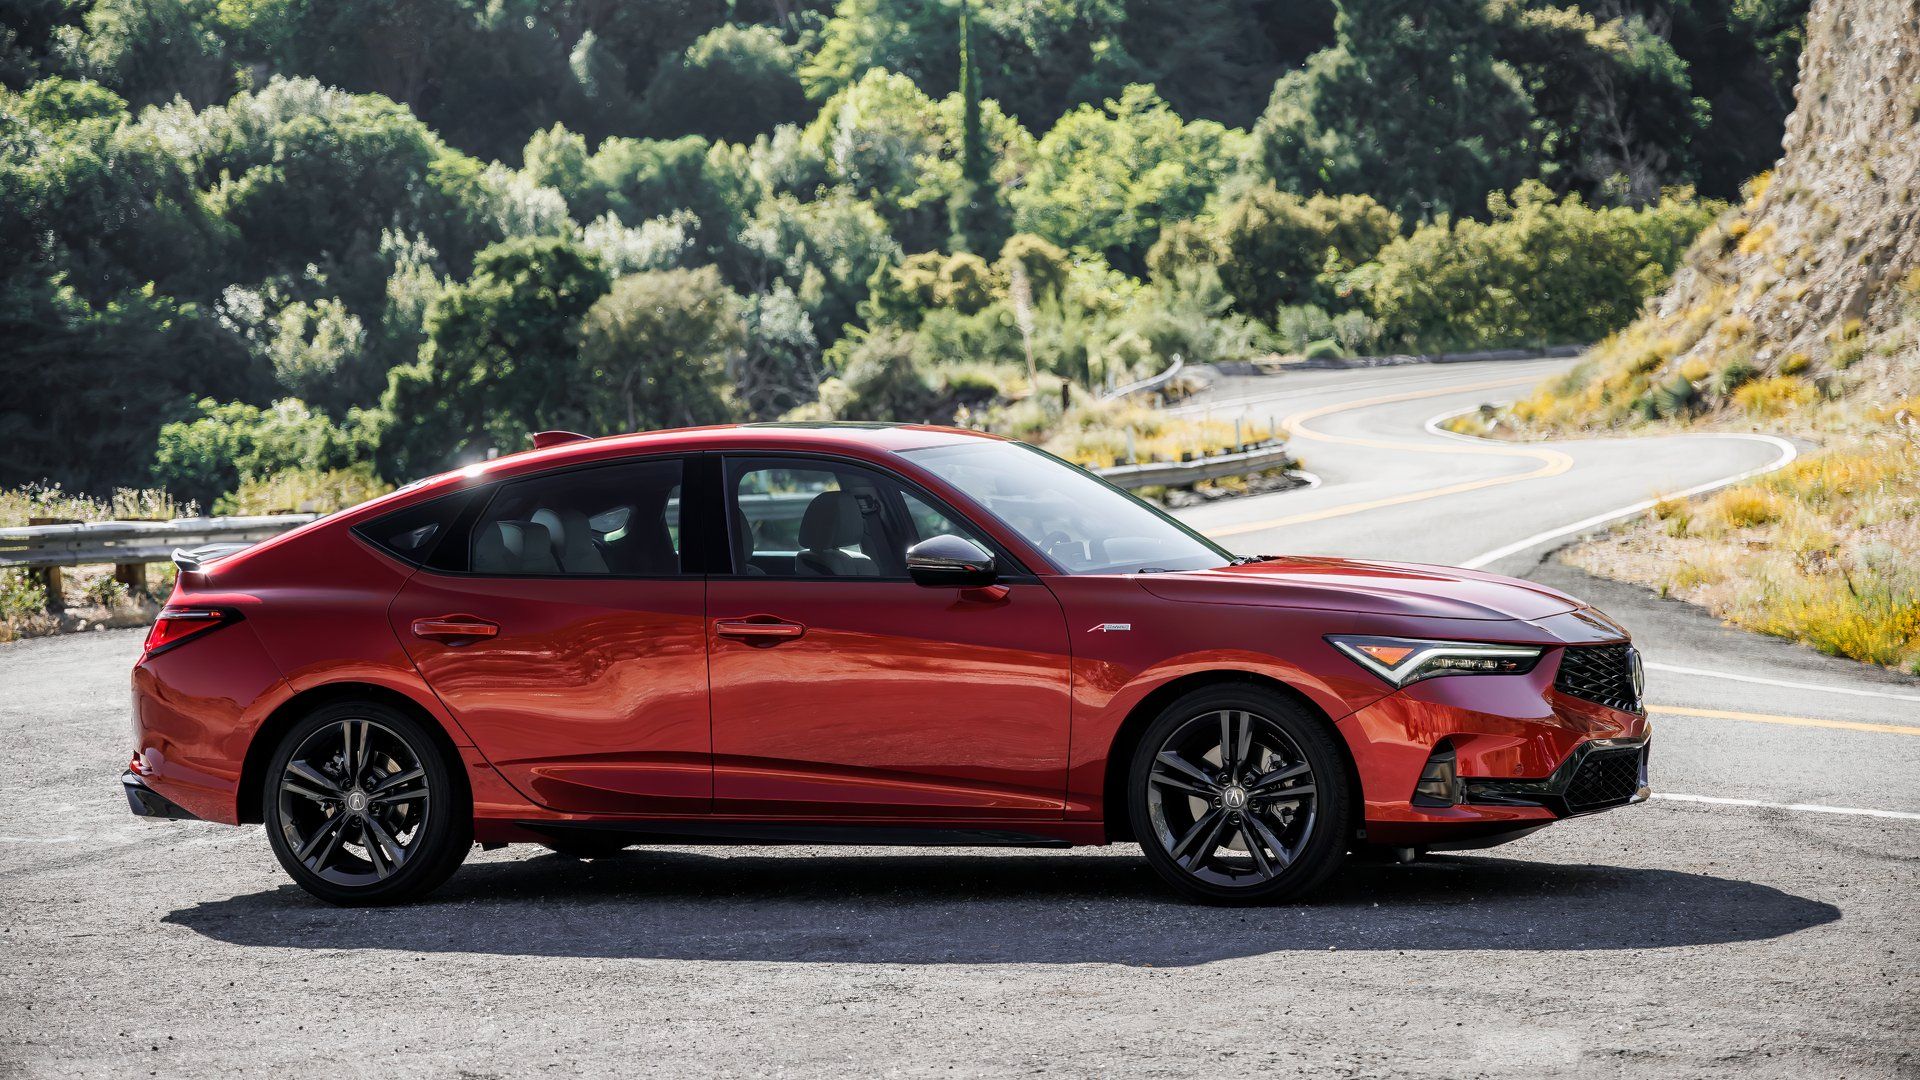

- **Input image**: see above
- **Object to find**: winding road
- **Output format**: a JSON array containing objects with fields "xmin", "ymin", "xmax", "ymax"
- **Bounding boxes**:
[{"xmin": 2, "ymin": 357, "xmax": 1915, "ymax": 1078}]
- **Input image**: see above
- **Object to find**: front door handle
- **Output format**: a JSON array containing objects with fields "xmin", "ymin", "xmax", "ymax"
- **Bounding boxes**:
[
  {"xmin": 411, "ymin": 615, "xmax": 500, "ymax": 643},
  {"xmin": 715, "ymin": 617, "xmax": 806, "ymax": 641}
]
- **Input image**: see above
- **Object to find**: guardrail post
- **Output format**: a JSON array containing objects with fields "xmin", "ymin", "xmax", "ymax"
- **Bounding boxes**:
[
  {"xmin": 37, "ymin": 567, "xmax": 64, "ymax": 610},
  {"xmin": 114, "ymin": 562, "xmax": 148, "ymax": 596}
]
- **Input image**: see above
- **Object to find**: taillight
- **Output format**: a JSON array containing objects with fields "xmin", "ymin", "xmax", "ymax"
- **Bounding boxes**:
[{"xmin": 142, "ymin": 608, "xmax": 238, "ymax": 657}]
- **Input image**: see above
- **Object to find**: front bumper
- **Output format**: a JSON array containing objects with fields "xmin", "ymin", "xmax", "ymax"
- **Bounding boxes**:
[
  {"xmin": 1461, "ymin": 737, "xmax": 1651, "ymax": 818},
  {"xmin": 122, "ymin": 769, "xmax": 201, "ymax": 821}
]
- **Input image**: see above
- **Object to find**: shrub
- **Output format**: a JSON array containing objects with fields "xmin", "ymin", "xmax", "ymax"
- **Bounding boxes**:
[
  {"xmin": 1708, "ymin": 487, "xmax": 1786, "ymax": 528},
  {"xmin": 215, "ymin": 465, "xmax": 392, "ymax": 516},
  {"xmin": 1367, "ymin": 182, "xmax": 1724, "ymax": 352},
  {"xmin": 1731, "ymin": 375, "xmax": 1816, "ymax": 417}
]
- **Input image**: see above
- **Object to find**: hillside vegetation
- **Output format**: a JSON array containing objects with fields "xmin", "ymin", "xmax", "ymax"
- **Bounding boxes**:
[
  {"xmin": 2, "ymin": 0, "xmax": 1811, "ymax": 515},
  {"xmin": 1509, "ymin": 0, "xmax": 1920, "ymax": 671}
]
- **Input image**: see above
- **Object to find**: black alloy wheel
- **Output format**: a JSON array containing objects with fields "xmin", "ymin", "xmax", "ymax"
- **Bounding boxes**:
[
  {"xmin": 1130, "ymin": 685, "xmax": 1350, "ymax": 903},
  {"xmin": 263, "ymin": 701, "xmax": 470, "ymax": 905}
]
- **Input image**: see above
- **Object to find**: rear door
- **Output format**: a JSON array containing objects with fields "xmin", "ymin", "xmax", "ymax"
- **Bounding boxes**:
[{"xmin": 390, "ymin": 454, "xmax": 714, "ymax": 815}]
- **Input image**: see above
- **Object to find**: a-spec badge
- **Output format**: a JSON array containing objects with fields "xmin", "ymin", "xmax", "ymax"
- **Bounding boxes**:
[{"xmin": 1088, "ymin": 623, "xmax": 1132, "ymax": 633}]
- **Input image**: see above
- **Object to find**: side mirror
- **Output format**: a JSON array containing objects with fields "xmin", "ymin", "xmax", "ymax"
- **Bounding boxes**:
[{"xmin": 905, "ymin": 534, "xmax": 997, "ymax": 589}]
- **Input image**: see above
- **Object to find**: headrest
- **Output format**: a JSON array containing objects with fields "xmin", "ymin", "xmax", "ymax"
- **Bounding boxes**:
[
  {"xmin": 473, "ymin": 520, "xmax": 561, "ymax": 574},
  {"xmin": 528, "ymin": 507, "xmax": 607, "ymax": 573},
  {"xmin": 799, "ymin": 490, "xmax": 863, "ymax": 549}
]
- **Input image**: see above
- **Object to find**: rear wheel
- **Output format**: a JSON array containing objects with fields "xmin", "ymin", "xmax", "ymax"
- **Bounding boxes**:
[
  {"xmin": 1129, "ymin": 685, "xmax": 1350, "ymax": 904},
  {"xmin": 262, "ymin": 701, "xmax": 470, "ymax": 906}
]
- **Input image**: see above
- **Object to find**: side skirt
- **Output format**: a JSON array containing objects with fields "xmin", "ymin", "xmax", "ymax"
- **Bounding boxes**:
[{"xmin": 516, "ymin": 820, "xmax": 1076, "ymax": 848}]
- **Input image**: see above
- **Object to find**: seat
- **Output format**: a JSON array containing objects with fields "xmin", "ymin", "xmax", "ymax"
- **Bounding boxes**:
[
  {"xmin": 473, "ymin": 520, "xmax": 561, "ymax": 574},
  {"xmin": 530, "ymin": 508, "xmax": 608, "ymax": 574},
  {"xmin": 794, "ymin": 491, "xmax": 877, "ymax": 577}
]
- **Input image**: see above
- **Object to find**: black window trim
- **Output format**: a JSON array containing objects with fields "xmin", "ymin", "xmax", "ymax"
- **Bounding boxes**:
[{"xmin": 716, "ymin": 450, "xmax": 1037, "ymax": 583}]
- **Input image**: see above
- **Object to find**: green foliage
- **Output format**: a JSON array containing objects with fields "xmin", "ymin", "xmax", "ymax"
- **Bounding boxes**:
[
  {"xmin": 1013, "ymin": 85, "xmax": 1248, "ymax": 272},
  {"xmin": 802, "ymin": 0, "xmax": 1302, "ymax": 130},
  {"xmin": 996, "ymin": 234, "xmax": 1069, "ymax": 303},
  {"xmin": 380, "ymin": 235, "xmax": 611, "ymax": 475},
  {"xmin": 1366, "ymin": 182, "xmax": 1724, "ymax": 351},
  {"xmin": 795, "ymin": 68, "xmax": 1030, "ymax": 253},
  {"xmin": 576, "ymin": 266, "xmax": 746, "ymax": 433},
  {"xmin": 830, "ymin": 327, "xmax": 942, "ymax": 421},
  {"xmin": 740, "ymin": 189, "xmax": 901, "ymax": 345},
  {"xmin": 947, "ymin": 0, "xmax": 1007, "ymax": 254},
  {"xmin": 1256, "ymin": 0, "xmax": 1539, "ymax": 220},
  {"xmin": 870, "ymin": 251, "xmax": 994, "ymax": 325},
  {"xmin": 640, "ymin": 25, "xmax": 810, "ymax": 144},
  {"xmin": 153, "ymin": 398, "xmax": 378, "ymax": 506},
  {"xmin": 0, "ymin": 0, "xmax": 1805, "ymax": 504}
]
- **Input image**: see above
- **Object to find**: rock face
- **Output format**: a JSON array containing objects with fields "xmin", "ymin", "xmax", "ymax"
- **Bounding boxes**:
[{"xmin": 1635, "ymin": 0, "xmax": 1918, "ymax": 398}]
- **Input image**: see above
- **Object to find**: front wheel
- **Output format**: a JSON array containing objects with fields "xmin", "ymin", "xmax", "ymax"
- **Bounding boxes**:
[
  {"xmin": 262, "ymin": 701, "xmax": 471, "ymax": 906},
  {"xmin": 1129, "ymin": 685, "xmax": 1350, "ymax": 904}
]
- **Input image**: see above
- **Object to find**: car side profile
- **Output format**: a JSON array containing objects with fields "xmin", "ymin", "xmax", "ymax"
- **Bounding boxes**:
[{"xmin": 124, "ymin": 423, "xmax": 1649, "ymax": 905}]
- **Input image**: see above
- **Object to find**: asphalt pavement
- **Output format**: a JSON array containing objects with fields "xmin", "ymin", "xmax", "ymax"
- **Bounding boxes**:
[{"xmin": 2, "ymin": 358, "xmax": 1915, "ymax": 1078}]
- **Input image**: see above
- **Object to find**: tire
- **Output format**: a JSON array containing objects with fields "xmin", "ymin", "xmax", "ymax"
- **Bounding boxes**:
[
  {"xmin": 1128, "ymin": 684, "xmax": 1350, "ymax": 904},
  {"xmin": 262, "ymin": 700, "xmax": 471, "ymax": 906}
]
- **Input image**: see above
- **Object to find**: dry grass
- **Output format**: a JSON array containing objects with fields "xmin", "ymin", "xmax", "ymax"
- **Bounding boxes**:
[{"xmin": 1567, "ymin": 436, "xmax": 1920, "ymax": 672}]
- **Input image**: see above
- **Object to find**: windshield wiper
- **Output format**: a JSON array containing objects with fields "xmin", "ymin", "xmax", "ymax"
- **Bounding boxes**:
[{"xmin": 1229, "ymin": 554, "xmax": 1280, "ymax": 565}]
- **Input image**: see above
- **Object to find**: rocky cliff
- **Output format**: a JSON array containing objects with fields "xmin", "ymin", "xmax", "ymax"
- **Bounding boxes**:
[{"xmin": 1522, "ymin": 0, "xmax": 1919, "ymax": 427}]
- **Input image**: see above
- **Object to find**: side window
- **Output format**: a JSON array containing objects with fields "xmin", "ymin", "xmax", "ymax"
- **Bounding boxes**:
[
  {"xmin": 354, "ymin": 489, "xmax": 471, "ymax": 567},
  {"xmin": 726, "ymin": 458, "xmax": 992, "ymax": 579},
  {"xmin": 899, "ymin": 490, "xmax": 976, "ymax": 547},
  {"xmin": 471, "ymin": 459, "xmax": 685, "ymax": 577}
]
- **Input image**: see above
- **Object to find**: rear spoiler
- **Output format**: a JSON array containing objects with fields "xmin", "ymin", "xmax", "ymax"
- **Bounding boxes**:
[{"xmin": 171, "ymin": 543, "xmax": 251, "ymax": 573}]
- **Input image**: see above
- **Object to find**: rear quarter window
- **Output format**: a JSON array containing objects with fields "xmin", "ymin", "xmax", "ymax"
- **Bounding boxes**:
[{"xmin": 353, "ymin": 491, "xmax": 472, "ymax": 567}]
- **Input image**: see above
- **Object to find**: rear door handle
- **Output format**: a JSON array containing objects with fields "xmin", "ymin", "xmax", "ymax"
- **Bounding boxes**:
[
  {"xmin": 715, "ymin": 617, "xmax": 806, "ymax": 641},
  {"xmin": 411, "ymin": 615, "xmax": 500, "ymax": 643}
]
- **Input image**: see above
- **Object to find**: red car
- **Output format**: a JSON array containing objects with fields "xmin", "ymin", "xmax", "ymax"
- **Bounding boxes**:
[{"xmin": 124, "ymin": 424, "xmax": 1649, "ymax": 905}]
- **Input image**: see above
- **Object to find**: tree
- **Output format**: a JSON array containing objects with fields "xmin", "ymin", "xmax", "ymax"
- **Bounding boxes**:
[
  {"xmin": 947, "ymin": 0, "xmax": 1006, "ymax": 254},
  {"xmin": 797, "ymin": 68, "xmax": 1032, "ymax": 254},
  {"xmin": 379, "ymin": 235, "xmax": 610, "ymax": 476},
  {"xmin": 1012, "ymin": 85, "xmax": 1248, "ymax": 273},
  {"xmin": 740, "ymin": 190, "xmax": 901, "ymax": 346},
  {"xmin": 576, "ymin": 267, "xmax": 745, "ymax": 432},
  {"xmin": 1255, "ymin": 0, "xmax": 1540, "ymax": 220},
  {"xmin": 639, "ymin": 25, "xmax": 810, "ymax": 145}
]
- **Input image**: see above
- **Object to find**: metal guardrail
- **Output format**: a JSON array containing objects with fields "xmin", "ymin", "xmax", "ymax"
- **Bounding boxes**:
[
  {"xmin": 1096, "ymin": 443, "xmax": 1294, "ymax": 490},
  {"xmin": 0, "ymin": 442, "xmax": 1288, "ymax": 597},
  {"xmin": 1102, "ymin": 354, "xmax": 1185, "ymax": 400},
  {"xmin": 0, "ymin": 515, "xmax": 316, "ymax": 570}
]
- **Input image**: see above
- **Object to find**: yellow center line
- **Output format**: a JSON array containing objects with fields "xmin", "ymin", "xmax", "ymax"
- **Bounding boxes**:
[
  {"xmin": 1649, "ymin": 704, "xmax": 1920, "ymax": 737},
  {"xmin": 1210, "ymin": 375, "xmax": 1572, "ymax": 537}
]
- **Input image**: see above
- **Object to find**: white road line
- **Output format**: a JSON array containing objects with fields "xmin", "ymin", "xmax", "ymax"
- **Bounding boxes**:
[
  {"xmin": 1647, "ymin": 661, "xmax": 1920, "ymax": 703},
  {"xmin": 1458, "ymin": 433, "xmax": 1799, "ymax": 569},
  {"xmin": 1653, "ymin": 793, "xmax": 1920, "ymax": 822}
]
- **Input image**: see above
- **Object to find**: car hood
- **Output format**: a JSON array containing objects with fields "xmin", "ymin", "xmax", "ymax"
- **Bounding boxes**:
[{"xmin": 1134, "ymin": 557, "xmax": 1585, "ymax": 622}]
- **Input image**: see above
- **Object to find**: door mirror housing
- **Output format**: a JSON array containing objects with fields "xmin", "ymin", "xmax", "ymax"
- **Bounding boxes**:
[{"xmin": 905, "ymin": 534, "xmax": 998, "ymax": 589}]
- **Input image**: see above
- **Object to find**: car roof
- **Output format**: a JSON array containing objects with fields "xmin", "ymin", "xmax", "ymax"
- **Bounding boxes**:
[{"xmin": 348, "ymin": 423, "xmax": 1010, "ymax": 523}]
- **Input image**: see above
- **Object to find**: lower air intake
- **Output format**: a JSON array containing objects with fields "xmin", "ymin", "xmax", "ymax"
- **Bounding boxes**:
[{"xmin": 1564, "ymin": 746, "xmax": 1646, "ymax": 813}]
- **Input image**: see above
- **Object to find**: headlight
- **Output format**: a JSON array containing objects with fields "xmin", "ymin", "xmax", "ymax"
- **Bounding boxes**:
[{"xmin": 1327, "ymin": 635, "xmax": 1542, "ymax": 688}]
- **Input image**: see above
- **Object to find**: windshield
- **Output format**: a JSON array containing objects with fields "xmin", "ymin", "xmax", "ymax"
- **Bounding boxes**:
[{"xmin": 903, "ymin": 440, "xmax": 1233, "ymax": 575}]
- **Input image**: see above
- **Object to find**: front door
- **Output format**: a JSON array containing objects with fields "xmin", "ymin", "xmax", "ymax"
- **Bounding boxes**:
[
  {"xmin": 391, "ymin": 455, "xmax": 712, "ymax": 815},
  {"xmin": 707, "ymin": 455, "xmax": 1073, "ymax": 819}
]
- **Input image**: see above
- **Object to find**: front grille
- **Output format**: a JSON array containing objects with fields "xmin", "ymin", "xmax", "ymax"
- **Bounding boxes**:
[
  {"xmin": 1555, "ymin": 644, "xmax": 1640, "ymax": 712},
  {"xmin": 1564, "ymin": 746, "xmax": 1644, "ymax": 812}
]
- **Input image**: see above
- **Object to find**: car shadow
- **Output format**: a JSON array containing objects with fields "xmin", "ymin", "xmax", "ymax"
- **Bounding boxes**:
[{"xmin": 162, "ymin": 848, "xmax": 1839, "ymax": 967}]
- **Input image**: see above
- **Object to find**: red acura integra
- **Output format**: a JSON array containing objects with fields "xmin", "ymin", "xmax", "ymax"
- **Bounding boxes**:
[{"xmin": 125, "ymin": 424, "xmax": 1649, "ymax": 905}]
